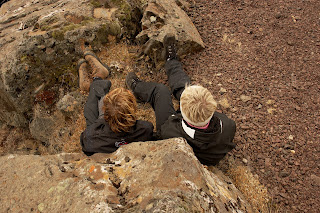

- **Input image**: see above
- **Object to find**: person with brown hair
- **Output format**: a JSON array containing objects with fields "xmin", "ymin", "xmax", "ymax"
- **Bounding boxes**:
[
  {"xmin": 79, "ymin": 50, "xmax": 153, "ymax": 155},
  {"xmin": 126, "ymin": 34, "xmax": 236, "ymax": 165}
]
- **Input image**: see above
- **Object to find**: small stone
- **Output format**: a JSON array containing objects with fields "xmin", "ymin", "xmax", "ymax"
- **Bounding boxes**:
[
  {"xmin": 150, "ymin": 16, "xmax": 157, "ymax": 22},
  {"xmin": 266, "ymin": 99, "xmax": 275, "ymax": 105},
  {"xmin": 240, "ymin": 124, "xmax": 250, "ymax": 130},
  {"xmin": 219, "ymin": 88, "xmax": 227, "ymax": 95},
  {"xmin": 279, "ymin": 170, "xmax": 290, "ymax": 178},
  {"xmin": 310, "ymin": 174, "xmax": 320, "ymax": 186},
  {"xmin": 240, "ymin": 95, "xmax": 251, "ymax": 103},
  {"xmin": 216, "ymin": 73, "xmax": 222, "ymax": 76},
  {"xmin": 267, "ymin": 108, "xmax": 276, "ymax": 114},
  {"xmin": 219, "ymin": 98, "xmax": 230, "ymax": 109},
  {"xmin": 265, "ymin": 158, "xmax": 271, "ymax": 167},
  {"xmin": 275, "ymin": 13, "xmax": 282, "ymax": 19},
  {"xmin": 38, "ymin": 203, "xmax": 45, "ymax": 212},
  {"xmin": 288, "ymin": 135, "xmax": 294, "ymax": 140},
  {"xmin": 290, "ymin": 150, "xmax": 295, "ymax": 154},
  {"xmin": 242, "ymin": 158, "xmax": 248, "ymax": 164},
  {"xmin": 257, "ymin": 104, "xmax": 262, "ymax": 109},
  {"xmin": 284, "ymin": 144, "xmax": 293, "ymax": 150}
]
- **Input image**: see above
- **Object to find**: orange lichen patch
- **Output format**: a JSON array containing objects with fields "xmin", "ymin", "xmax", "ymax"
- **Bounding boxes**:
[
  {"xmin": 89, "ymin": 165, "xmax": 95, "ymax": 173},
  {"xmin": 88, "ymin": 165, "xmax": 105, "ymax": 180},
  {"xmin": 103, "ymin": 174, "xmax": 109, "ymax": 180},
  {"xmin": 114, "ymin": 166, "xmax": 132, "ymax": 179}
]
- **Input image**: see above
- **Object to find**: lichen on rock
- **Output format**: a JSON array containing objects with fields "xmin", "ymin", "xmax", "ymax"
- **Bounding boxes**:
[{"xmin": 0, "ymin": 138, "xmax": 253, "ymax": 212}]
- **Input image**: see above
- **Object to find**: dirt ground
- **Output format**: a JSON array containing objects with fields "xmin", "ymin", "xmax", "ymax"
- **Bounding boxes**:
[{"xmin": 178, "ymin": 0, "xmax": 319, "ymax": 212}]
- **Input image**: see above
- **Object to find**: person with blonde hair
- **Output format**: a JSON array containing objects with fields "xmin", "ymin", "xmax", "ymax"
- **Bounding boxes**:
[
  {"xmin": 126, "ymin": 34, "xmax": 236, "ymax": 165},
  {"xmin": 79, "ymin": 50, "xmax": 153, "ymax": 155}
]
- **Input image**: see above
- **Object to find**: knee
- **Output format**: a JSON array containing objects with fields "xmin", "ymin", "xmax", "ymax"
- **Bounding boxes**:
[{"xmin": 155, "ymin": 84, "xmax": 171, "ymax": 96}]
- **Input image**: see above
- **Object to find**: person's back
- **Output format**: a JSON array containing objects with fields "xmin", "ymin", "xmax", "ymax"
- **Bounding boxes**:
[
  {"xmin": 78, "ymin": 50, "xmax": 153, "ymax": 156},
  {"xmin": 159, "ymin": 85, "xmax": 236, "ymax": 165}
]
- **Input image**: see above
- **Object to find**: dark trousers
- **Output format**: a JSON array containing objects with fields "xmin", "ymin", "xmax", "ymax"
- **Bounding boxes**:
[
  {"xmin": 133, "ymin": 59, "xmax": 190, "ymax": 130},
  {"xmin": 84, "ymin": 79, "xmax": 111, "ymax": 127}
]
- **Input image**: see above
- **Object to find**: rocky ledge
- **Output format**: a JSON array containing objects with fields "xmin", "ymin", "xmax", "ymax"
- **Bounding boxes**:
[{"xmin": 0, "ymin": 138, "xmax": 252, "ymax": 212}]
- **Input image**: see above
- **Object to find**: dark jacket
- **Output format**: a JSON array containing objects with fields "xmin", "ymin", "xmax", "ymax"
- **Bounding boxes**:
[
  {"xmin": 80, "ymin": 119, "xmax": 153, "ymax": 155},
  {"xmin": 160, "ymin": 112, "xmax": 236, "ymax": 165}
]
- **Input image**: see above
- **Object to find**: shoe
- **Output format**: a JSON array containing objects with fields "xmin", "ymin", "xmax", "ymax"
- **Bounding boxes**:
[
  {"xmin": 125, "ymin": 72, "xmax": 141, "ymax": 91},
  {"xmin": 163, "ymin": 33, "xmax": 177, "ymax": 61},
  {"xmin": 84, "ymin": 50, "xmax": 111, "ymax": 79},
  {"xmin": 77, "ymin": 59, "xmax": 91, "ymax": 92}
]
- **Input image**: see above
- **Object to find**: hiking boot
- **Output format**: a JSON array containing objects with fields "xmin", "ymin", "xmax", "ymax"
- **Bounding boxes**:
[
  {"xmin": 84, "ymin": 50, "xmax": 110, "ymax": 79},
  {"xmin": 125, "ymin": 72, "xmax": 141, "ymax": 92},
  {"xmin": 78, "ymin": 59, "xmax": 91, "ymax": 92},
  {"xmin": 163, "ymin": 33, "xmax": 177, "ymax": 61}
]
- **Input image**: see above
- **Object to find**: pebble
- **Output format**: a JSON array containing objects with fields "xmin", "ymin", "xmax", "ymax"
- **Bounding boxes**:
[
  {"xmin": 266, "ymin": 99, "xmax": 275, "ymax": 105},
  {"xmin": 284, "ymin": 144, "xmax": 293, "ymax": 149},
  {"xmin": 265, "ymin": 158, "xmax": 271, "ymax": 167},
  {"xmin": 310, "ymin": 174, "xmax": 320, "ymax": 186},
  {"xmin": 150, "ymin": 16, "xmax": 157, "ymax": 22},
  {"xmin": 240, "ymin": 95, "xmax": 251, "ymax": 103},
  {"xmin": 38, "ymin": 203, "xmax": 45, "ymax": 212},
  {"xmin": 257, "ymin": 104, "xmax": 262, "ymax": 109},
  {"xmin": 267, "ymin": 108, "xmax": 276, "ymax": 114},
  {"xmin": 242, "ymin": 158, "xmax": 248, "ymax": 164},
  {"xmin": 279, "ymin": 170, "xmax": 290, "ymax": 178},
  {"xmin": 240, "ymin": 124, "xmax": 250, "ymax": 130},
  {"xmin": 219, "ymin": 98, "xmax": 230, "ymax": 109},
  {"xmin": 219, "ymin": 87, "xmax": 227, "ymax": 94},
  {"xmin": 231, "ymin": 107, "xmax": 237, "ymax": 112},
  {"xmin": 288, "ymin": 135, "xmax": 294, "ymax": 140}
]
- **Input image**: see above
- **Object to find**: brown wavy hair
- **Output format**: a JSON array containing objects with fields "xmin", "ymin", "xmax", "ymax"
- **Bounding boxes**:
[{"xmin": 103, "ymin": 88, "xmax": 137, "ymax": 133}]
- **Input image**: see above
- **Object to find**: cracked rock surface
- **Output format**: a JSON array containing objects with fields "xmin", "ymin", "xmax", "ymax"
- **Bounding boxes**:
[{"xmin": 0, "ymin": 138, "xmax": 252, "ymax": 212}]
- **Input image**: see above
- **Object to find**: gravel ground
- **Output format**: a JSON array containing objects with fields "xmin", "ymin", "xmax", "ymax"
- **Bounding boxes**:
[{"xmin": 181, "ymin": 0, "xmax": 320, "ymax": 212}]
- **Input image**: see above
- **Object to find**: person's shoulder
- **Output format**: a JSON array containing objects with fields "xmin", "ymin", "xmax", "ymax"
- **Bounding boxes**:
[
  {"xmin": 214, "ymin": 112, "xmax": 236, "ymax": 131},
  {"xmin": 168, "ymin": 113, "xmax": 182, "ymax": 121},
  {"xmin": 214, "ymin": 111, "xmax": 233, "ymax": 121}
]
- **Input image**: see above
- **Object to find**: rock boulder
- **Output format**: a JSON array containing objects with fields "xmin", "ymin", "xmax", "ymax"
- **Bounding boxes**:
[
  {"xmin": 0, "ymin": 138, "xmax": 252, "ymax": 212},
  {"xmin": 0, "ymin": 0, "xmax": 140, "ymax": 127},
  {"xmin": 137, "ymin": 0, "xmax": 205, "ymax": 63}
]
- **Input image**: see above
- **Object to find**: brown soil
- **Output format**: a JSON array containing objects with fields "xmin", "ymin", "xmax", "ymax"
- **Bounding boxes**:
[{"xmin": 179, "ymin": 0, "xmax": 319, "ymax": 212}]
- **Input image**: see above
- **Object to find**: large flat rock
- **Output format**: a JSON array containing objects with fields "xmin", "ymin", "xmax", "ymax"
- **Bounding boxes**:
[{"xmin": 0, "ymin": 138, "xmax": 252, "ymax": 212}]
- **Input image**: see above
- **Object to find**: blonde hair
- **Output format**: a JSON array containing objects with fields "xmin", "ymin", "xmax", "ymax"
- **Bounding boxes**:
[
  {"xmin": 103, "ymin": 88, "xmax": 137, "ymax": 133},
  {"xmin": 180, "ymin": 85, "xmax": 217, "ymax": 126}
]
